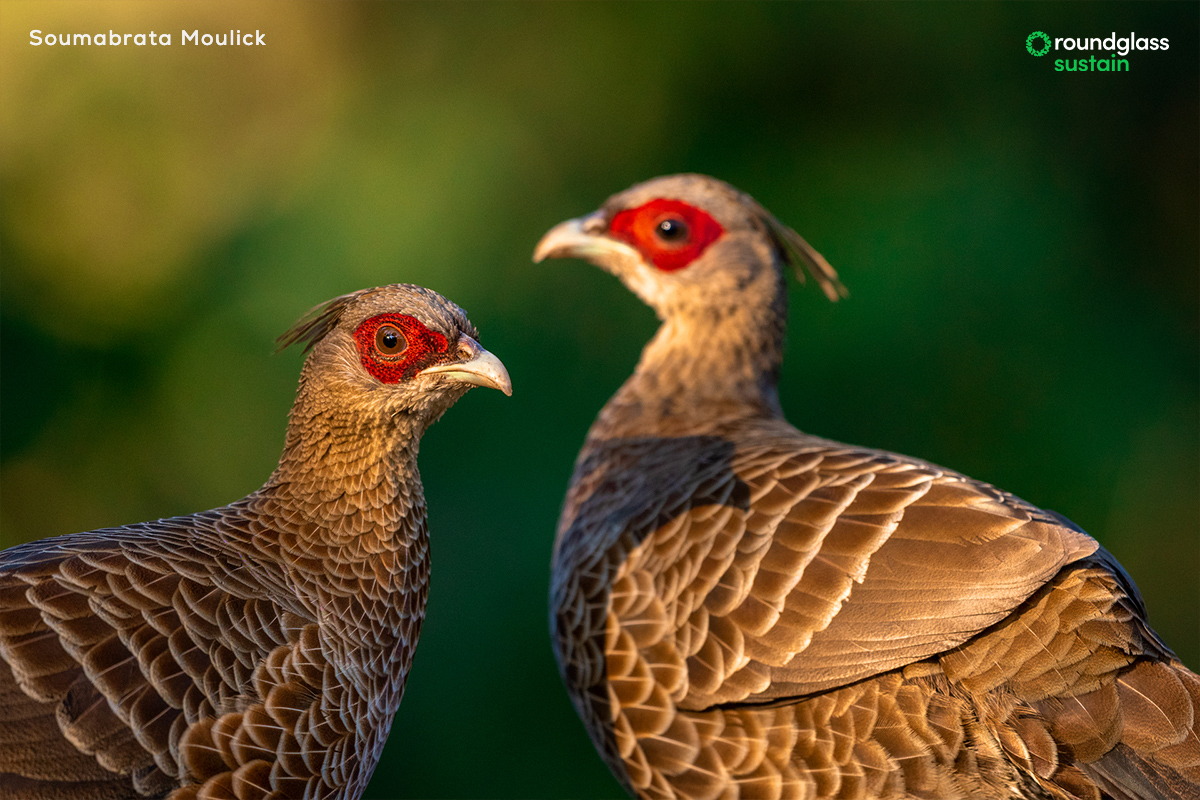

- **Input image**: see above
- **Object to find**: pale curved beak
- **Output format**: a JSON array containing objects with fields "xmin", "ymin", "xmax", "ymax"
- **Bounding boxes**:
[
  {"xmin": 532, "ymin": 213, "xmax": 639, "ymax": 264},
  {"xmin": 418, "ymin": 335, "xmax": 512, "ymax": 396}
]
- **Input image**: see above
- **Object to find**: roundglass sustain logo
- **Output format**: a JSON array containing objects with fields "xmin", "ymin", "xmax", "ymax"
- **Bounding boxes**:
[
  {"xmin": 1026, "ymin": 31, "xmax": 1052, "ymax": 56},
  {"xmin": 1025, "ymin": 30, "xmax": 1169, "ymax": 72}
]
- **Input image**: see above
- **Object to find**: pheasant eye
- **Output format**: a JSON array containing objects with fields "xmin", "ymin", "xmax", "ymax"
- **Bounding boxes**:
[
  {"xmin": 353, "ymin": 313, "xmax": 447, "ymax": 383},
  {"xmin": 656, "ymin": 218, "xmax": 688, "ymax": 242},
  {"xmin": 609, "ymin": 198, "xmax": 726, "ymax": 272},
  {"xmin": 375, "ymin": 325, "xmax": 407, "ymax": 356}
]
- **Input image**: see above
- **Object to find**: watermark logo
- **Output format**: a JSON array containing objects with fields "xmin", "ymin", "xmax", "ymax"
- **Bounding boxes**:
[
  {"xmin": 1026, "ymin": 31, "xmax": 1051, "ymax": 57},
  {"xmin": 1025, "ymin": 30, "xmax": 1169, "ymax": 73}
]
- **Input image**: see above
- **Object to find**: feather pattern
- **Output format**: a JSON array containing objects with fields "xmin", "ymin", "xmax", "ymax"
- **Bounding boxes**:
[
  {"xmin": 0, "ymin": 284, "xmax": 508, "ymax": 800},
  {"xmin": 540, "ymin": 175, "xmax": 1200, "ymax": 800}
]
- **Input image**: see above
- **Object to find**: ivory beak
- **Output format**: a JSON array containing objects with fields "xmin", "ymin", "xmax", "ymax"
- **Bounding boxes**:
[
  {"xmin": 418, "ymin": 335, "xmax": 512, "ymax": 396},
  {"xmin": 533, "ymin": 213, "xmax": 640, "ymax": 264}
]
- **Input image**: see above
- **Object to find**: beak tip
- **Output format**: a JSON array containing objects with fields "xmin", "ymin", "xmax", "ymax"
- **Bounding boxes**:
[
  {"xmin": 417, "ymin": 340, "xmax": 512, "ymax": 397},
  {"xmin": 532, "ymin": 235, "xmax": 562, "ymax": 264},
  {"xmin": 532, "ymin": 217, "xmax": 588, "ymax": 264},
  {"xmin": 486, "ymin": 359, "xmax": 513, "ymax": 397}
]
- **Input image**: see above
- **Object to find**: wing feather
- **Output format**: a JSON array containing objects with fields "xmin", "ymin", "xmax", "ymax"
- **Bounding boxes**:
[
  {"xmin": 0, "ymin": 514, "xmax": 373, "ymax": 799},
  {"xmin": 555, "ymin": 433, "xmax": 1100, "ymax": 717}
]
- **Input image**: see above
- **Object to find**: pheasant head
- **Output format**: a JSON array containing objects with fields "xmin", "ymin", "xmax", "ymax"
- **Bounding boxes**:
[
  {"xmin": 535, "ymin": 174, "xmax": 842, "ymax": 427},
  {"xmin": 270, "ymin": 283, "xmax": 511, "ymax": 514}
]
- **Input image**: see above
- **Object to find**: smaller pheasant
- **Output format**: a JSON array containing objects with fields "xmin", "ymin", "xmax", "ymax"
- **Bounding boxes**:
[
  {"xmin": 0, "ymin": 283, "xmax": 510, "ymax": 800},
  {"xmin": 536, "ymin": 174, "xmax": 1199, "ymax": 800}
]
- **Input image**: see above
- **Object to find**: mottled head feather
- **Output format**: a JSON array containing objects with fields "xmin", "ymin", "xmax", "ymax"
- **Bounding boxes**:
[
  {"xmin": 606, "ymin": 173, "xmax": 847, "ymax": 302},
  {"xmin": 275, "ymin": 284, "xmax": 477, "ymax": 355}
]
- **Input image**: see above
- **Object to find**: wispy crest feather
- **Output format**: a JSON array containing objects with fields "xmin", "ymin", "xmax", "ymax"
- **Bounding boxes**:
[
  {"xmin": 764, "ymin": 214, "xmax": 848, "ymax": 302},
  {"xmin": 276, "ymin": 290, "xmax": 375, "ymax": 354}
]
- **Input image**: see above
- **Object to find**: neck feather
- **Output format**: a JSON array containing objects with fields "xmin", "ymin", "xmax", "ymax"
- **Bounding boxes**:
[
  {"xmin": 593, "ymin": 287, "xmax": 787, "ymax": 440},
  {"xmin": 250, "ymin": 377, "xmax": 430, "ymax": 577}
]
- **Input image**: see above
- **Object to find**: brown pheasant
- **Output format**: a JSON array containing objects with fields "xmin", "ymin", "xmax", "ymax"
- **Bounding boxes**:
[
  {"xmin": 0, "ymin": 283, "xmax": 511, "ymax": 800},
  {"xmin": 535, "ymin": 174, "xmax": 1199, "ymax": 800}
]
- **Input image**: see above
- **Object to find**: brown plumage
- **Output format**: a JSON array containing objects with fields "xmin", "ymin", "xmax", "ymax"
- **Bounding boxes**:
[
  {"xmin": 534, "ymin": 174, "xmax": 1199, "ymax": 800},
  {"xmin": 0, "ymin": 284, "xmax": 511, "ymax": 800}
]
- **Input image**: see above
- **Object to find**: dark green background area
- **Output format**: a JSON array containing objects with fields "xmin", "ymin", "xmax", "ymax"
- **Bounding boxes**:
[{"xmin": 1, "ymin": 3, "xmax": 1196, "ymax": 797}]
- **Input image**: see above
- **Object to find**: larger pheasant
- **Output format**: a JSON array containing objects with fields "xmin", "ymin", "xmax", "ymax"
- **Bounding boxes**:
[
  {"xmin": 0, "ymin": 283, "xmax": 511, "ymax": 800},
  {"xmin": 535, "ymin": 174, "xmax": 1199, "ymax": 800}
]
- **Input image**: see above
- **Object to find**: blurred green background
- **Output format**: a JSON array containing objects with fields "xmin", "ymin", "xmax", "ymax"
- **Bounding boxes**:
[{"xmin": 1, "ymin": 2, "xmax": 1196, "ymax": 797}]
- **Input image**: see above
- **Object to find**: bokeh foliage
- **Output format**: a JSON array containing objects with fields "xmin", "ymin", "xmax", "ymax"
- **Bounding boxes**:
[{"xmin": 1, "ymin": 2, "xmax": 1196, "ymax": 797}]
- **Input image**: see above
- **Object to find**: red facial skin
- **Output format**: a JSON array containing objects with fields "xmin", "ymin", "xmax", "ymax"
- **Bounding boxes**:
[
  {"xmin": 608, "ymin": 199, "xmax": 726, "ymax": 272},
  {"xmin": 352, "ymin": 314, "xmax": 449, "ymax": 384}
]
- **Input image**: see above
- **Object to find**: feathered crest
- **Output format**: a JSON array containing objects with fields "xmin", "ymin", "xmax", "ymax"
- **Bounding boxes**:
[
  {"xmin": 276, "ymin": 289, "xmax": 373, "ymax": 354},
  {"xmin": 763, "ymin": 214, "xmax": 848, "ymax": 302}
]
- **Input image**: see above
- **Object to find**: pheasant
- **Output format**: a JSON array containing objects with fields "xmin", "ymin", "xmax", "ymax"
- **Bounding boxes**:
[
  {"xmin": 0, "ymin": 283, "xmax": 511, "ymax": 800},
  {"xmin": 534, "ymin": 174, "xmax": 1199, "ymax": 800}
]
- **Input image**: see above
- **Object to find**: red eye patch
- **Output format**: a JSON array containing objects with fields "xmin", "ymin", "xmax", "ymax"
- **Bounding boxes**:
[
  {"xmin": 352, "ymin": 313, "xmax": 448, "ymax": 384},
  {"xmin": 608, "ymin": 198, "xmax": 725, "ymax": 272}
]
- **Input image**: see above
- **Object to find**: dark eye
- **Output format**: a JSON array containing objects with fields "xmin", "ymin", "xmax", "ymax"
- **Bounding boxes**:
[
  {"xmin": 375, "ymin": 325, "xmax": 407, "ymax": 356},
  {"xmin": 655, "ymin": 217, "xmax": 688, "ymax": 242}
]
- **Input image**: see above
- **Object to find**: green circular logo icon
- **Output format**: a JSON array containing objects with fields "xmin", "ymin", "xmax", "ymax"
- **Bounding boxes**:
[{"xmin": 1026, "ymin": 31, "xmax": 1051, "ymax": 56}]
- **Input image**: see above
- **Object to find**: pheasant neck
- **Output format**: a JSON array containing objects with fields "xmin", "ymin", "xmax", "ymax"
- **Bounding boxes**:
[
  {"xmin": 594, "ymin": 298, "xmax": 787, "ymax": 440},
  {"xmin": 257, "ymin": 397, "xmax": 428, "ymax": 577}
]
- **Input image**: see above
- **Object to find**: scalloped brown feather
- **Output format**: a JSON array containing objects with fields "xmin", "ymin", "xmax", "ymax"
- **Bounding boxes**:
[{"xmin": 547, "ymin": 175, "xmax": 1199, "ymax": 800}]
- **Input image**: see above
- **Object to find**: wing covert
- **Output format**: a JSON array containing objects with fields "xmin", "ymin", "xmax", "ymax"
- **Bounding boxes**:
[{"xmin": 582, "ymin": 437, "xmax": 1100, "ymax": 712}]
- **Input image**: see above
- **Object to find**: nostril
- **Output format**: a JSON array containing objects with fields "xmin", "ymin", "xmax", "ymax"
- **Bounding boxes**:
[{"xmin": 582, "ymin": 213, "xmax": 608, "ymax": 235}]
